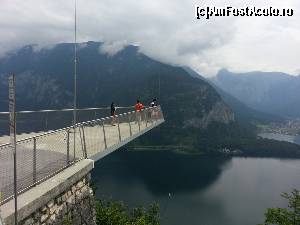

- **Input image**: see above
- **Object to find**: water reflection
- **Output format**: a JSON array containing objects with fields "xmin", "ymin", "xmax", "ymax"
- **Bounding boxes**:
[{"xmin": 92, "ymin": 150, "xmax": 231, "ymax": 196}]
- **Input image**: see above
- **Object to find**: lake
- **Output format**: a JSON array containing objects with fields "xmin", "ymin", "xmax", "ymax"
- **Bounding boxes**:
[
  {"xmin": 259, "ymin": 132, "xmax": 300, "ymax": 145},
  {"xmin": 92, "ymin": 149, "xmax": 300, "ymax": 225}
]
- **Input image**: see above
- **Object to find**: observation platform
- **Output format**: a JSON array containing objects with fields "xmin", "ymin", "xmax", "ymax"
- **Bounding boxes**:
[{"xmin": 0, "ymin": 106, "xmax": 164, "ymax": 205}]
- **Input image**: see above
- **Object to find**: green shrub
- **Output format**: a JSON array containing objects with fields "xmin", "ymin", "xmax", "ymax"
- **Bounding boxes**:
[{"xmin": 95, "ymin": 200, "xmax": 160, "ymax": 225}]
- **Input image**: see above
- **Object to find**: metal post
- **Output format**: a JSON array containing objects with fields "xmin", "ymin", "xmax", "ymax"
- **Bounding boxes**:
[
  {"xmin": 73, "ymin": 0, "xmax": 78, "ymax": 166},
  {"xmin": 102, "ymin": 121, "xmax": 107, "ymax": 149},
  {"xmin": 66, "ymin": 130, "xmax": 70, "ymax": 164},
  {"xmin": 9, "ymin": 74, "xmax": 17, "ymax": 225},
  {"xmin": 13, "ymin": 150, "xmax": 17, "ymax": 224},
  {"xmin": 78, "ymin": 125, "xmax": 84, "ymax": 157},
  {"xmin": 81, "ymin": 127, "xmax": 87, "ymax": 159},
  {"xmin": 45, "ymin": 111, "xmax": 48, "ymax": 131},
  {"xmin": 73, "ymin": 126, "xmax": 76, "ymax": 161},
  {"xmin": 151, "ymin": 108, "xmax": 155, "ymax": 125},
  {"xmin": 33, "ymin": 137, "xmax": 37, "ymax": 185},
  {"xmin": 138, "ymin": 112, "xmax": 141, "ymax": 131},
  {"xmin": 117, "ymin": 116, "xmax": 121, "ymax": 142},
  {"xmin": 145, "ymin": 109, "xmax": 148, "ymax": 127},
  {"xmin": 128, "ymin": 113, "xmax": 132, "ymax": 136}
]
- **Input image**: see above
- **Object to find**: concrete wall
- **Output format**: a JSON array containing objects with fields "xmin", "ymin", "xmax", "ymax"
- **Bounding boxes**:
[{"xmin": 0, "ymin": 159, "xmax": 96, "ymax": 225}]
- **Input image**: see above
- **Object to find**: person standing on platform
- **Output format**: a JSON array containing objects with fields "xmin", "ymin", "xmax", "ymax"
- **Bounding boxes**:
[
  {"xmin": 135, "ymin": 100, "xmax": 144, "ymax": 123},
  {"xmin": 111, "ymin": 102, "xmax": 116, "ymax": 126}
]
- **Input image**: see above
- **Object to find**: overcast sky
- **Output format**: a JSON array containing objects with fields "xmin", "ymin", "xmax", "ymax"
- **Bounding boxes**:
[{"xmin": 0, "ymin": 0, "xmax": 299, "ymax": 77}]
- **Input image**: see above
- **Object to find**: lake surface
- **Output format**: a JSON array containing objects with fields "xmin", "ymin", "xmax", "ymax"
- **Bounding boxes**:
[
  {"xmin": 92, "ymin": 150, "xmax": 300, "ymax": 225},
  {"xmin": 259, "ymin": 132, "xmax": 300, "ymax": 145}
]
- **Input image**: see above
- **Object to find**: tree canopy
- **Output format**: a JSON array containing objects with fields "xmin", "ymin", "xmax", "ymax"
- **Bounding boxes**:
[{"xmin": 259, "ymin": 189, "xmax": 300, "ymax": 225}]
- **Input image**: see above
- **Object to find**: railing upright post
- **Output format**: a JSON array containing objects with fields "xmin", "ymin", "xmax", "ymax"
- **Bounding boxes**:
[
  {"xmin": 138, "ymin": 111, "xmax": 141, "ymax": 131},
  {"xmin": 151, "ymin": 110, "xmax": 154, "ymax": 125},
  {"xmin": 45, "ymin": 111, "xmax": 48, "ymax": 131},
  {"xmin": 145, "ymin": 109, "xmax": 148, "ymax": 127},
  {"xmin": 128, "ymin": 113, "xmax": 132, "ymax": 136},
  {"xmin": 81, "ymin": 126, "xmax": 88, "ymax": 159},
  {"xmin": 102, "ymin": 120, "xmax": 107, "ymax": 149},
  {"xmin": 73, "ymin": 126, "xmax": 76, "ymax": 161},
  {"xmin": 33, "ymin": 137, "xmax": 37, "ymax": 185},
  {"xmin": 66, "ymin": 129, "xmax": 70, "ymax": 164},
  {"xmin": 117, "ymin": 116, "xmax": 121, "ymax": 142}
]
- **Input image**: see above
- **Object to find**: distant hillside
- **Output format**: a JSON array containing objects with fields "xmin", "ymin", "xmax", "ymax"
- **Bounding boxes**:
[
  {"xmin": 184, "ymin": 67, "xmax": 283, "ymax": 125},
  {"xmin": 211, "ymin": 69, "xmax": 300, "ymax": 118},
  {"xmin": 0, "ymin": 42, "xmax": 299, "ymax": 157}
]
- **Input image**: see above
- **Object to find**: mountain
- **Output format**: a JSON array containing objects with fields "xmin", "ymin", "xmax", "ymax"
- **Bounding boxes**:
[
  {"xmin": 0, "ymin": 42, "xmax": 300, "ymax": 157},
  {"xmin": 0, "ymin": 42, "xmax": 234, "ymax": 146},
  {"xmin": 184, "ymin": 67, "xmax": 283, "ymax": 125},
  {"xmin": 211, "ymin": 69, "xmax": 300, "ymax": 118}
]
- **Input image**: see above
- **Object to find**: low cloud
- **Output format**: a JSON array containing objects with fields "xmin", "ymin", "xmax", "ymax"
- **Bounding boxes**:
[
  {"xmin": 0, "ymin": 0, "xmax": 299, "ymax": 76},
  {"xmin": 99, "ymin": 40, "xmax": 129, "ymax": 56}
]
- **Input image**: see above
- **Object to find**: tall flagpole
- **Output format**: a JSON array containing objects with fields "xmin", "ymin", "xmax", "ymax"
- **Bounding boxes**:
[{"xmin": 73, "ymin": 0, "xmax": 77, "ymax": 159}]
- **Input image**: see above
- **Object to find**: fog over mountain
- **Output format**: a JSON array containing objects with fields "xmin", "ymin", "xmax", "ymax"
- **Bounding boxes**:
[{"xmin": 211, "ymin": 69, "xmax": 300, "ymax": 118}]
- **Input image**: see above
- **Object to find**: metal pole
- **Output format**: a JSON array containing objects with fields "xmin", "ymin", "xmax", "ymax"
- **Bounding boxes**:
[
  {"xmin": 66, "ymin": 130, "xmax": 70, "ymax": 164},
  {"xmin": 13, "ymin": 151, "xmax": 17, "ymax": 224},
  {"xmin": 81, "ymin": 127, "xmax": 87, "ymax": 158},
  {"xmin": 138, "ymin": 112, "xmax": 141, "ymax": 131},
  {"xmin": 73, "ymin": 0, "xmax": 77, "ymax": 162},
  {"xmin": 78, "ymin": 125, "xmax": 85, "ymax": 157},
  {"xmin": 145, "ymin": 109, "xmax": 148, "ymax": 127},
  {"xmin": 45, "ymin": 111, "xmax": 48, "ymax": 131},
  {"xmin": 151, "ymin": 108, "xmax": 155, "ymax": 125},
  {"xmin": 33, "ymin": 137, "xmax": 37, "ymax": 185},
  {"xmin": 102, "ymin": 121, "xmax": 107, "ymax": 149},
  {"xmin": 128, "ymin": 113, "xmax": 132, "ymax": 136},
  {"xmin": 9, "ymin": 74, "xmax": 17, "ymax": 225},
  {"xmin": 117, "ymin": 117, "xmax": 121, "ymax": 142}
]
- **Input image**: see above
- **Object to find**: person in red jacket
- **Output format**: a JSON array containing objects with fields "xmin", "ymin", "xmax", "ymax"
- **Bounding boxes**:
[
  {"xmin": 135, "ymin": 100, "xmax": 144, "ymax": 111},
  {"xmin": 135, "ymin": 100, "xmax": 144, "ymax": 123}
]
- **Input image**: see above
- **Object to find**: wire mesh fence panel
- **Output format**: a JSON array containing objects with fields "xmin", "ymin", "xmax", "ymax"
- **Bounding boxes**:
[
  {"xmin": 0, "ymin": 114, "xmax": 9, "ymax": 136},
  {"xmin": 0, "ymin": 127, "xmax": 85, "ymax": 205},
  {"xmin": 156, "ymin": 106, "xmax": 163, "ymax": 121},
  {"xmin": 16, "ymin": 139, "xmax": 34, "ymax": 195},
  {"xmin": 103, "ymin": 117, "xmax": 120, "ymax": 149},
  {"xmin": 0, "ymin": 144, "xmax": 14, "ymax": 203},
  {"xmin": 141, "ymin": 110, "xmax": 148, "ymax": 130},
  {"xmin": 117, "ymin": 114, "xmax": 131, "ymax": 141},
  {"xmin": 129, "ymin": 111, "xmax": 140, "ymax": 136},
  {"xmin": 80, "ymin": 121, "xmax": 105, "ymax": 158},
  {"xmin": 34, "ymin": 131, "xmax": 69, "ymax": 184},
  {"xmin": 68, "ymin": 127, "xmax": 82, "ymax": 162}
]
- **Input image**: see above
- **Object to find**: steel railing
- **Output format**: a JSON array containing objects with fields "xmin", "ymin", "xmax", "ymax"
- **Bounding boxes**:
[
  {"xmin": 0, "ymin": 106, "xmax": 164, "ymax": 205},
  {"xmin": 0, "ymin": 106, "xmax": 135, "ymax": 135}
]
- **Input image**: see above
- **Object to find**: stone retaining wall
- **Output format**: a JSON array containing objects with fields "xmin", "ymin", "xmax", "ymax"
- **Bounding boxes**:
[
  {"xmin": 20, "ymin": 174, "xmax": 96, "ymax": 225},
  {"xmin": 0, "ymin": 159, "xmax": 96, "ymax": 225}
]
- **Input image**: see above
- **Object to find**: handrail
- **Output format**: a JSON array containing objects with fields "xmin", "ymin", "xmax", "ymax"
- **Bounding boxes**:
[{"xmin": 0, "ymin": 106, "xmax": 135, "ymax": 115}]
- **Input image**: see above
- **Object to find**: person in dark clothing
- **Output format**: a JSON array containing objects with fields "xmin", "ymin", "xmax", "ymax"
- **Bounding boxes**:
[
  {"xmin": 150, "ymin": 98, "xmax": 157, "ymax": 107},
  {"xmin": 149, "ymin": 98, "xmax": 158, "ymax": 120},
  {"xmin": 111, "ymin": 102, "xmax": 116, "ymax": 126}
]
